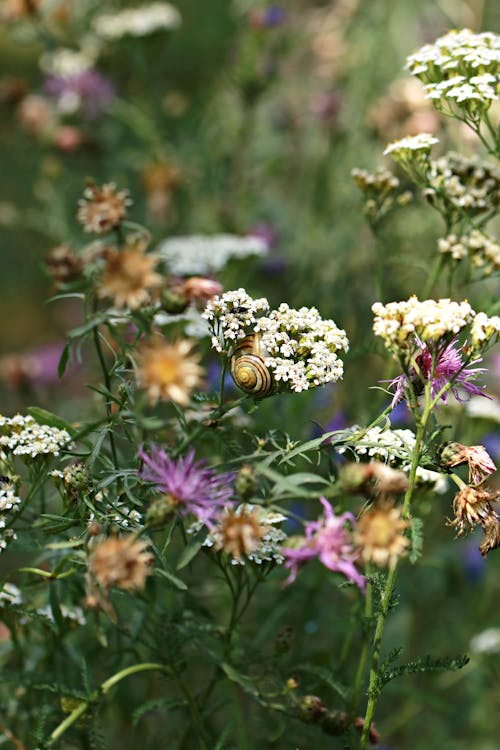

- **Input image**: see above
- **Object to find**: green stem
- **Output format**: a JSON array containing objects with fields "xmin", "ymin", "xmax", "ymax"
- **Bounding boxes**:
[
  {"xmin": 92, "ymin": 325, "xmax": 119, "ymax": 471},
  {"xmin": 422, "ymin": 255, "xmax": 444, "ymax": 298},
  {"xmin": 45, "ymin": 663, "xmax": 168, "ymax": 746},
  {"xmin": 350, "ymin": 577, "xmax": 373, "ymax": 717},
  {"xmin": 359, "ymin": 411, "xmax": 428, "ymax": 749}
]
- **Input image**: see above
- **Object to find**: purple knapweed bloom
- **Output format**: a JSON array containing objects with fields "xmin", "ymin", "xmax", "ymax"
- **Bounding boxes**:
[
  {"xmin": 387, "ymin": 336, "xmax": 488, "ymax": 409},
  {"xmin": 139, "ymin": 445, "xmax": 236, "ymax": 526},
  {"xmin": 282, "ymin": 497, "xmax": 365, "ymax": 590},
  {"xmin": 44, "ymin": 69, "xmax": 115, "ymax": 119}
]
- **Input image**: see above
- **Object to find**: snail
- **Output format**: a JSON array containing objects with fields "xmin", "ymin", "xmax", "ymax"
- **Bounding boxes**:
[{"xmin": 229, "ymin": 334, "xmax": 273, "ymax": 397}]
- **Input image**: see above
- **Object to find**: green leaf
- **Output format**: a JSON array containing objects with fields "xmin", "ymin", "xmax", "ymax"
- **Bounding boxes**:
[
  {"xmin": 409, "ymin": 517, "xmax": 424, "ymax": 563},
  {"xmin": 221, "ymin": 663, "xmax": 259, "ymax": 697},
  {"xmin": 58, "ymin": 343, "xmax": 70, "ymax": 378},
  {"xmin": 27, "ymin": 407, "xmax": 74, "ymax": 435},
  {"xmin": 154, "ymin": 567, "xmax": 188, "ymax": 591},
  {"xmin": 295, "ymin": 663, "xmax": 350, "ymax": 701},
  {"xmin": 176, "ymin": 540, "xmax": 203, "ymax": 570}
]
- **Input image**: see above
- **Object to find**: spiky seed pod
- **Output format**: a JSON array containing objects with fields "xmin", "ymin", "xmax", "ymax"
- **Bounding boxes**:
[{"xmin": 229, "ymin": 334, "xmax": 273, "ymax": 397}]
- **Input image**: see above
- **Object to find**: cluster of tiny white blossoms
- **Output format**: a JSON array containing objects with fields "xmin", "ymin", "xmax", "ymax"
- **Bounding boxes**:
[
  {"xmin": 0, "ymin": 582, "xmax": 22, "ymax": 607},
  {"xmin": 37, "ymin": 604, "xmax": 86, "ymax": 627},
  {"xmin": 254, "ymin": 303, "xmax": 349, "ymax": 392},
  {"xmin": 0, "ymin": 415, "xmax": 72, "ymax": 459},
  {"xmin": 470, "ymin": 312, "xmax": 500, "ymax": 350},
  {"xmin": 0, "ymin": 481, "xmax": 21, "ymax": 552},
  {"xmin": 92, "ymin": 491, "xmax": 142, "ymax": 529},
  {"xmin": 202, "ymin": 288, "xmax": 270, "ymax": 352},
  {"xmin": 338, "ymin": 426, "xmax": 448, "ymax": 493},
  {"xmin": 405, "ymin": 29, "xmax": 500, "ymax": 109},
  {"xmin": 39, "ymin": 45, "xmax": 98, "ymax": 76},
  {"xmin": 157, "ymin": 234, "xmax": 267, "ymax": 276},
  {"xmin": 383, "ymin": 133, "xmax": 439, "ymax": 157},
  {"xmin": 203, "ymin": 505, "xmax": 287, "ymax": 566},
  {"xmin": 93, "ymin": 2, "xmax": 181, "ymax": 39},
  {"xmin": 438, "ymin": 230, "xmax": 500, "ymax": 274},
  {"xmin": 424, "ymin": 153, "xmax": 500, "ymax": 215},
  {"xmin": 372, "ymin": 296, "xmax": 475, "ymax": 351}
]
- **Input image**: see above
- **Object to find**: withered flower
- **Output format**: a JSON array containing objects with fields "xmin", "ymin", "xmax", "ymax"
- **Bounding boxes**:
[
  {"xmin": 479, "ymin": 515, "xmax": 500, "ymax": 556},
  {"xmin": 46, "ymin": 244, "xmax": 83, "ymax": 284},
  {"xmin": 450, "ymin": 485, "xmax": 498, "ymax": 535},
  {"xmin": 355, "ymin": 503, "xmax": 410, "ymax": 567},
  {"xmin": 77, "ymin": 182, "xmax": 131, "ymax": 234},
  {"xmin": 440, "ymin": 442, "xmax": 496, "ymax": 485},
  {"xmin": 213, "ymin": 506, "xmax": 267, "ymax": 560},
  {"xmin": 136, "ymin": 336, "xmax": 204, "ymax": 406},
  {"xmin": 90, "ymin": 534, "xmax": 152, "ymax": 590},
  {"xmin": 98, "ymin": 240, "xmax": 163, "ymax": 309},
  {"xmin": 340, "ymin": 462, "xmax": 408, "ymax": 496},
  {"xmin": 181, "ymin": 277, "xmax": 223, "ymax": 305}
]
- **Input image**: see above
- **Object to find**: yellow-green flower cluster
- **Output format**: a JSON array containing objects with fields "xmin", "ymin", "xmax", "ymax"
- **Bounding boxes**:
[{"xmin": 438, "ymin": 230, "xmax": 500, "ymax": 274}]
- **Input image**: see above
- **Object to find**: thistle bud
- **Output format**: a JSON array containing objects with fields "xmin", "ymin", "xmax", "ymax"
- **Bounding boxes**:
[
  {"xmin": 146, "ymin": 494, "xmax": 177, "ymax": 527},
  {"xmin": 297, "ymin": 695, "xmax": 327, "ymax": 724},
  {"xmin": 235, "ymin": 464, "xmax": 257, "ymax": 500},
  {"xmin": 160, "ymin": 288, "xmax": 189, "ymax": 314}
]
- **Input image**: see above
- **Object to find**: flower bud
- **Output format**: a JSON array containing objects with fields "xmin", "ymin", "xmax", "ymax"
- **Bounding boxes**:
[
  {"xmin": 160, "ymin": 288, "xmax": 189, "ymax": 314},
  {"xmin": 235, "ymin": 464, "xmax": 257, "ymax": 500},
  {"xmin": 297, "ymin": 695, "xmax": 327, "ymax": 724}
]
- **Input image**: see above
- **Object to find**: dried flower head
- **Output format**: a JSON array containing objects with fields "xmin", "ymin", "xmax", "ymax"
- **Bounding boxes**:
[
  {"xmin": 98, "ymin": 241, "xmax": 163, "ymax": 310},
  {"xmin": 450, "ymin": 485, "xmax": 498, "ymax": 534},
  {"xmin": 46, "ymin": 244, "xmax": 83, "ymax": 284},
  {"xmin": 90, "ymin": 535, "xmax": 152, "ymax": 590},
  {"xmin": 479, "ymin": 515, "xmax": 500, "ymax": 556},
  {"xmin": 205, "ymin": 504, "xmax": 286, "ymax": 564},
  {"xmin": 339, "ymin": 461, "xmax": 409, "ymax": 496},
  {"xmin": 136, "ymin": 336, "xmax": 203, "ymax": 406},
  {"xmin": 180, "ymin": 277, "xmax": 223, "ymax": 305},
  {"xmin": 440, "ymin": 442, "xmax": 496, "ymax": 485},
  {"xmin": 355, "ymin": 503, "xmax": 410, "ymax": 567},
  {"xmin": 77, "ymin": 182, "xmax": 131, "ymax": 234}
]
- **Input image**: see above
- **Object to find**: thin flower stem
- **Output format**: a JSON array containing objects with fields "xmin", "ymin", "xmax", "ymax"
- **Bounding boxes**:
[
  {"xmin": 350, "ymin": 574, "xmax": 373, "ymax": 717},
  {"xmin": 45, "ymin": 663, "xmax": 169, "ymax": 746},
  {"xmin": 422, "ymin": 255, "xmax": 444, "ymax": 298},
  {"xmin": 359, "ymin": 409, "xmax": 428, "ymax": 749},
  {"xmin": 92, "ymin": 325, "xmax": 119, "ymax": 471}
]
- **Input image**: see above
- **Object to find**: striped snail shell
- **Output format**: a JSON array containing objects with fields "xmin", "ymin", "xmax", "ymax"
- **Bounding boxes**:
[{"xmin": 230, "ymin": 334, "xmax": 273, "ymax": 397}]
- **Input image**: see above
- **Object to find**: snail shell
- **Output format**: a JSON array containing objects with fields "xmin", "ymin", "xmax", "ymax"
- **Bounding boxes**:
[{"xmin": 229, "ymin": 334, "xmax": 273, "ymax": 397}]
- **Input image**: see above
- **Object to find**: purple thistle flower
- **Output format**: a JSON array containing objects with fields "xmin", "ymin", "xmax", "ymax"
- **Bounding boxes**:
[
  {"xmin": 44, "ymin": 69, "xmax": 115, "ymax": 119},
  {"xmin": 387, "ymin": 336, "xmax": 488, "ymax": 409},
  {"xmin": 139, "ymin": 445, "xmax": 236, "ymax": 527},
  {"xmin": 282, "ymin": 497, "xmax": 365, "ymax": 590}
]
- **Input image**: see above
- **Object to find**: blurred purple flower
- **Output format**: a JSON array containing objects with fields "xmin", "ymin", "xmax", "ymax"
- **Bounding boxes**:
[
  {"xmin": 44, "ymin": 70, "xmax": 115, "ymax": 119},
  {"xmin": 139, "ymin": 445, "xmax": 236, "ymax": 526},
  {"xmin": 482, "ymin": 432, "xmax": 500, "ymax": 460},
  {"xmin": 387, "ymin": 337, "xmax": 488, "ymax": 408},
  {"xmin": 248, "ymin": 224, "xmax": 279, "ymax": 249},
  {"xmin": 309, "ymin": 90, "xmax": 343, "ymax": 124},
  {"xmin": 461, "ymin": 538, "xmax": 486, "ymax": 584},
  {"xmin": 249, "ymin": 6, "xmax": 287, "ymax": 29},
  {"xmin": 0, "ymin": 341, "xmax": 76, "ymax": 389},
  {"xmin": 282, "ymin": 497, "xmax": 365, "ymax": 590},
  {"xmin": 206, "ymin": 360, "xmax": 235, "ymax": 394}
]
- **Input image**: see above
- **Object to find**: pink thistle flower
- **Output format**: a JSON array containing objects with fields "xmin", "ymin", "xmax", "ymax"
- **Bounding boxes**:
[
  {"xmin": 282, "ymin": 497, "xmax": 365, "ymax": 590},
  {"xmin": 138, "ymin": 445, "xmax": 236, "ymax": 527},
  {"xmin": 388, "ymin": 336, "xmax": 488, "ymax": 408}
]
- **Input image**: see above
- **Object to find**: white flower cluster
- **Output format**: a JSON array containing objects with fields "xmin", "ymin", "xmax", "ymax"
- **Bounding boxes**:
[
  {"xmin": 39, "ymin": 45, "xmax": 97, "ymax": 76},
  {"xmin": 255, "ymin": 303, "xmax": 349, "ymax": 392},
  {"xmin": 154, "ymin": 305, "xmax": 210, "ymax": 339},
  {"xmin": 424, "ymin": 153, "xmax": 500, "ymax": 215},
  {"xmin": 0, "ymin": 582, "xmax": 22, "ymax": 606},
  {"xmin": 204, "ymin": 504, "xmax": 287, "ymax": 566},
  {"xmin": 0, "ymin": 415, "xmax": 72, "ymax": 459},
  {"xmin": 204, "ymin": 291, "xmax": 349, "ymax": 393},
  {"xmin": 465, "ymin": 395, "xmax": 500, "ymax": 422},
  {"xmin": 372, "ymin": 296, "xmax": 474, "ymax": 350},
  {"xmin": 93, "ymin": 2, "xmax": 181, "ymax": 39},
  {"xmin": 0, "ymin": 479, "xmax": 22, "ymax": 554},
  {"xmin": 202, "ymin": 288, "xmax": 270, "ymax": 352},
  {"xmin": 37, "ymin": 604, "xmax": 86, "ymax": 626},
  {"xmin": 384, "ymin": 133, "xmax": 439, "ymax": 156},
  {"xmin": 470, "ymin": 627, "xmax": 500, "ymax": 655},
  {"xmin": 470, "ymin": 312, "xmax": 500, "ymax": 349},
  {"xmin": 157, "ymin": 234, "xmax": 267, "ymax": 275},
  {"xmin": 438, "ymin": 230, "xmax": 500, "ymax": 273},
  {"xmin": 338, "ymin": 426, "xmax": 448, "ymax": 493},
  {"xmin": 405, "ymin": 29, "xmax": 500, "ymax": 108}
]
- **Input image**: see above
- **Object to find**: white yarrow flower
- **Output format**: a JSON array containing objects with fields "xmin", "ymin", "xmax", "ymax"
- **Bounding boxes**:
[{"xmin": 157, "ymin": 234, "xmax": 267, "ymax": 275}]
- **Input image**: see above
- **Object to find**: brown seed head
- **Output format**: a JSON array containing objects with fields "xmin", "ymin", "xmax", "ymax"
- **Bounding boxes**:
[
  {"xmin": 355, "ymin": 503, "xmax": 410, "ymax": 567},
  {"xmin": 46, "ymin": 244, "xmax": 83, "ymax": 283},
  {"xmin": 479, "ymin": 514, "xmax": 500, "ymax": 556},
  {"xmin": 440, "ymin": 442, "xmax": 496, "ymax": 486},
  {"xmin": 136, "ymin": 336, "xmax": 204, "ymax": 406},
  {"xmin": 98, "ymin": 240, "xmax": 163, "ymax": 310},
  {"xmin": 214, "ymin": 506, "xmax": 267, "ymax": 560},
  {"xmin": 90, "ymin": 535, "xmax": 153, "ymax": 590},
  {"xmin": 77, "ymin": 182, "xmax": 131, "ymax": 234},
  {"xmin": 450, "ymin": 485, "xmax": 497, "ymax": 534}
]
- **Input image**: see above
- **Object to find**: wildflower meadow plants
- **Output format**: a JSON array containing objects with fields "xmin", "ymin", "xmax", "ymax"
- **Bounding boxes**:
[{"xmin": 0, "ymin": 11, "xmax": 500, "ymax": 750}]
